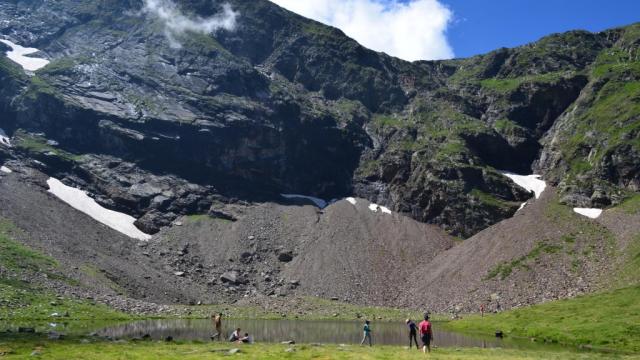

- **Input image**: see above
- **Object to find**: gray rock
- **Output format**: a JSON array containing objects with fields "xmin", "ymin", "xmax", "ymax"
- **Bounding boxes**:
[
  {"xmin": 48, "ymin": 332, "xmax": 65, "ymax": 340},
  {"xmin": 220, "ymin": 271, "xmax": 240, "ymax": 284}
]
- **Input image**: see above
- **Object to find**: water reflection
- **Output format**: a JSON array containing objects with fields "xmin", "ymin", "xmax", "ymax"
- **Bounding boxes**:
[{"xmin": 98, "ymin": 319, "xmax": 505, "ymax": 348}]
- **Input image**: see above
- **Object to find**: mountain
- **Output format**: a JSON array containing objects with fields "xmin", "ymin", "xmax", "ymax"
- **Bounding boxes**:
[{"xmin": 0, "ymin": 0, "xmax": 639, "ymax": 310}]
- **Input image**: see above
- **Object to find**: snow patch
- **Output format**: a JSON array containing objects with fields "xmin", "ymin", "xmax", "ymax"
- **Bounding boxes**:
[
  {"xmin": 46, "ymin": 178, "xmax": 152, "ymax": 241},
  {"xmin": 573, "ymin": 208, "xmax": 603, "ymax": 219},
  {"xmin": 0, "ymin": 39, "xmax": 50, "ymax": 72},
  {"xmin": 517, "ymin": 202, "xmax": 527, "ymax": 212},
  {"xmin": 345, "ymin": 197, "xmax": 357, "ymax": 205},
  {"xmin": 0, "ymin": 128, "xmax": 10, "ymax": 147},
  {"xmin": 368, "ymin": 203, "xmax": 392, "ymax": 214},
  {"xmin": 280, "ymin": 194, "xmax": 327, "ymax": 208},
  {"xmin": 0, "ymin": 166, "xmax": 12, "ymax": 174},
  {"xmin": 500, "ymin": 172, "xmax": 547, "ymax": 199}
]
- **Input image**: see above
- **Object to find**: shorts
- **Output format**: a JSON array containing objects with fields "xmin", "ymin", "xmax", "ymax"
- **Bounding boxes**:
[{"xmin": 421, "ymin": 334, "xmax": 431, "ymax": 346}]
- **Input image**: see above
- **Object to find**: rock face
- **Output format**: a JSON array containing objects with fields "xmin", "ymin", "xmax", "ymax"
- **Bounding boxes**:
[{"xmin": 0, "ymin": 0, "xmax": 638, "ymax": 237}]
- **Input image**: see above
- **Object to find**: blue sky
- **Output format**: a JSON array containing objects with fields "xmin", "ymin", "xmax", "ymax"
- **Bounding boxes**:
[
  {"xmin": 270, "ymin": 0, "xmax": 640, "ymax": 61},
  {"xmin": 440, "ymin": 0, "xmax": 640, "ymax": 58}
]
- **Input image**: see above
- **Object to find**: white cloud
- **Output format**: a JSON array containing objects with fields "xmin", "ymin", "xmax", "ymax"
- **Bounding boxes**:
[
  {"xmin": 143, "ymin": 0, "xmax": 238, "ymax": 48},
  {"xmin": 269, "ymin": 0, "xmax": 454, "ymax": 61}
]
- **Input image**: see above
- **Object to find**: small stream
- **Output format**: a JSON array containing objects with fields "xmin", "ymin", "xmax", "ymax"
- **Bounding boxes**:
[{"xmin": 96, "ymin": 319, "xmax": 530, "ymax": 349}]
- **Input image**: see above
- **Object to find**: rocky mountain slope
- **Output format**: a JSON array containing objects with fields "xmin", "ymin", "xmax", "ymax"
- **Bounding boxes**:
[
  {"xmin": 0, "ymin": 165, "xmax": 455, "ymax": 309},
  {"xmin": 1, "ymin": 0, "xmax": 637, "ymax": 237},
  {"xmin": 0, "ymin": 0, "xmax": 639, "ymax": 310}
]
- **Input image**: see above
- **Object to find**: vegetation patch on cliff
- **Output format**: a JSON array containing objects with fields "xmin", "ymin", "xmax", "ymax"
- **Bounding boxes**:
[{"xmin": 485, "ymin": 241, "xmax": 562, "ymax": 280}]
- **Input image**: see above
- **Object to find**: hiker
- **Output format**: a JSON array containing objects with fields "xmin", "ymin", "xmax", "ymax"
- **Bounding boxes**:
[
  {"xmin": 480, "ymin": 304, "xmax": 485, "ymax": 318},
  {"xmin": 229, "ymin": 328, "xmax": 242, "ymax": 342},
  {"xmin": 419, "ymin": 313, "xmax": 434, "ymax": 353},
  {"xmin": 406, "ymin": 319, "xmax": 419, "ymax": 350},
  {"xmin": 360, "ymin": 320, "xmax": 372, "ymax": 346},
  {"xmin": 211, "ymin": 313, "xmax": 223, "ymax": 340},
  {"xmin": 239, "ymin": 332, "xmax": 253, "ymax": 344}
]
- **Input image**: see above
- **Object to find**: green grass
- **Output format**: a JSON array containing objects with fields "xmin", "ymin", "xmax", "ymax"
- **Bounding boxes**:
[
  {"xmin": 485, "ymin": 241, "xmax": 562, "ymax": 280},
  {"xmin": 24, "ymin": 76, "xmax": 57, "ymax": 100},
  {"xmin": 545, "ymin": 199, "xmax": 616, "ymax": 242},
  {"xmin": 0, "ymin": 283, "xmax": 127, "ymax": 324},
  {"xmin": 480, "ymin": 71, "xmax": 571, "ymax": 93},
  {"xmin": 184, "ymin": 214, "xmax": 214, "ymax": 223},
  {"xmin": 480, "ymin": 78, "xmax": 522, "ymax": 92},
  {"xmin": 558, "ymin": 42, "xmax": 640, "ymax": 180},
  {"xmin": 0, "ymin": 218, "xmax": 128, "ymax": 330},
  {"xmin": 613, "ymin": 234, "xmax": 640, "ymax": 288},
  {"xmin": 618, "ymin": 194, "xmax": 640, "ymax": 215},
  {"xmin": 470, "ymin": 189, "xmax": 515, "ymax": 210},
  {"xmin": 371, "ymin": 114, "xmax": 405, "ymax": 129},
  {"xmin": 0, "ymin": 220, "xmax": 57, "ymax": 273},
  {"xmin": 13, "ymin": 133, "xmax": 82, "ymax": 162},
  {"xmin": 447, "ymin": 286, "xmax": 640, "ymax": 353},
  {"xmin": 0, "ymin": 336, "xmax": 630, "ymax": 360},
  {"xmin": 493, "ymin": 119, "xmax": 529, "ymax": 137},
  {"xmin": 37, "ymin": 56, "xmax": 91, "ymax": 76},
  {"xmin": 0, "ymin": 57, "xmax": 26, "ymax": 81},
  {"xmin": 434, "ymin": 140, "xmax": 466, "ymax": 161}
]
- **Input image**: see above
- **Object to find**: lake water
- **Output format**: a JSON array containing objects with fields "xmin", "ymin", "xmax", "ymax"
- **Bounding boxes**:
[{"xmin": 97, "ymin": 319, "xmax": 511, "ymax": 348}]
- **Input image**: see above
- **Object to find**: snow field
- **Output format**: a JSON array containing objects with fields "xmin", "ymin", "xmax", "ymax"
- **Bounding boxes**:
[
  {"xmin": 0, "ymin": 128, "xmax": 10, "ymax": 147},
  {"xmin": 573, "ymin": 208, "xmax": 603, "ymax": 219},
  {"xmin": 46, "ymin": 178, "xmax": 152, "ymax": 241},
  {"xmin": 1, "ymin": 39, "xmax": 50, "ymax": 72},
  {"xmin": 500, "ymin": 171, "xmax": 547, "ymax": 199}
]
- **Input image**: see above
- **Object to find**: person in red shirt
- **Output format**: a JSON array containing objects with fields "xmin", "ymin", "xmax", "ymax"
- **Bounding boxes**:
[{"xmin": 419, "ymin": 313, "xmax": 434, "ymax": 353}]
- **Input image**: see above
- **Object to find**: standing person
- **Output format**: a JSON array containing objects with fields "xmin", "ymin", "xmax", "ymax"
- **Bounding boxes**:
[
  {"xmin": 210, "ymin": 313, "xmax": 223, "ymax": 340},
  {"xmin": 360, "ymin": 320, "xmax": 372, "ymax": 346},
  {"xmin": 419, "ymin": 314, "xmax": 434, "ymax": 353},
  {"xmin": 406, "ymin": 319, "xmax": 419, "ymax": 350}
]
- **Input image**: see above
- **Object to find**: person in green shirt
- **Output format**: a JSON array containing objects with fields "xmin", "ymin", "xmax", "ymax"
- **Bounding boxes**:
[{"xmin": 360, "ymin": 320, "xmax": 372, "ymax": 346}]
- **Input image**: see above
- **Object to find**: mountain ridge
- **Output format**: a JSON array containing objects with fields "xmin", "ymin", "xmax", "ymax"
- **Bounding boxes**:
[{"xmin": 0, "ymin": 1, "xmax": 638, "ymax": 238}]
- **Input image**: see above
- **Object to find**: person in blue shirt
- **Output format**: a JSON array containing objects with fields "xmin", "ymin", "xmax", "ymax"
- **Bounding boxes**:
[
  {"xmin": 406, "ymin": 319, "xmax": 419, "ymax": 349},
  {"xmin": 360, "ymin": 320, "xmax": 372, "ymax": 346}
]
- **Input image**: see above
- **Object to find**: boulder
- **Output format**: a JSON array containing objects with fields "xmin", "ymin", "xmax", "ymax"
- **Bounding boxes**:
[
  {"xmin": 278, "ymin": 252, "xmax": 293, "ymax": 262},
  {"xmin": 220, "ymin": 271, "xmax": 240, "ymax": 284}
]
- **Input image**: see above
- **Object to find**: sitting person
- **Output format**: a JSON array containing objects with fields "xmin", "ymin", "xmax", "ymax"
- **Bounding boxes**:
[
  {"xmin": 229, "ymin": 328, "xmax": 242, "ymax": 342},
  {"xmin": 239, "ymin": 332, "xmax": 253, "ymax": 343}
]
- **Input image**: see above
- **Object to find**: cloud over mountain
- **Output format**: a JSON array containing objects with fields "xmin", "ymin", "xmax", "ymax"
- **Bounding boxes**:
[
  {"xmin": 270, "ymin": 0, "xmax": 453, "ymax": 61},
  {"xmin": 143, "ymin": 0, "xmax": 238, "ymax": 48}
]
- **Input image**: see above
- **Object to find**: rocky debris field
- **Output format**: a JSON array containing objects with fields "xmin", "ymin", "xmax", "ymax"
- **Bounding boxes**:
[
  {"xmin": 1, "ymin": 158, "xmax": 638, "ymax": 313},
  {"xmin": 0, "ymin": 159, "xmax": 453, "ymax": 308},
  {"xmin": 401, "ymin": 187, "xmax": 640, "ymax": 313}
]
